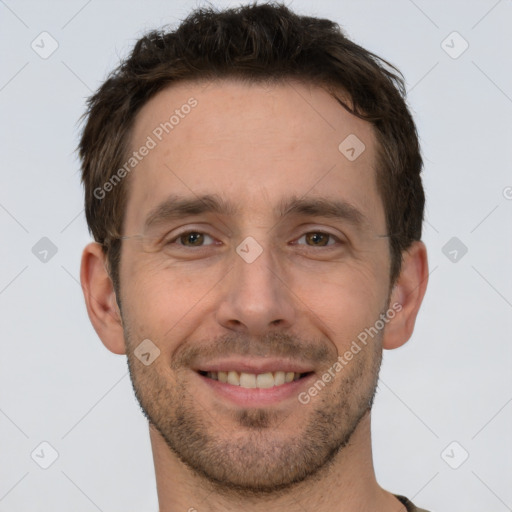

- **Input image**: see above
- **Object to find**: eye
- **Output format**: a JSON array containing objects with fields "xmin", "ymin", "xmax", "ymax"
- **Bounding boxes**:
[
  {"xmin": 295, "ymin": 231, "xmax": 341, "ymax": 247},
  {"xmin": 170, "ymin": 231, "xmax": 217, "ymax": 247}
]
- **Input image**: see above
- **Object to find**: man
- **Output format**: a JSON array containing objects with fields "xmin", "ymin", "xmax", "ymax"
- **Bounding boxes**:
[{"xmin": 79, "ymin": 2, "xmax": 429, "ymax": 511}]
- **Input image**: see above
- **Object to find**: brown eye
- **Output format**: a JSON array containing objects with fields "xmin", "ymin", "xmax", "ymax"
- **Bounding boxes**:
[
  {"xmin": 178, "ymin": 232, "xmax": 207, "ymax": 246},
  {"xmin": 303, "ymin": 232, "xmax": 334, "ymax": 246}
]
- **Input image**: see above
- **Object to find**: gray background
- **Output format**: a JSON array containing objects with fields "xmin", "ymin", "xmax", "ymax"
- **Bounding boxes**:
[{"xmin": 1, "ymin": 0, "xmax": 511, "ymax": 510}]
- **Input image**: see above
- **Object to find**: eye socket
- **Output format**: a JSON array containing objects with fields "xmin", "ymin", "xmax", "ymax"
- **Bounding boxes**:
[
  {"xmin": 168, "ymin": 231, "xmax": 217, "ymax": 247},
  {"xmin": 294, "ymin": 231, "xmax": 343, "ymax": 247},
  {"xmin": 158, "ymin": 229, "xmax": 345, "ymax": 252}
]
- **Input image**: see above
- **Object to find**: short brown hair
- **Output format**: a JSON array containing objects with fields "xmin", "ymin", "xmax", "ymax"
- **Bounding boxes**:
[{"xmin": 78, "ymin": 1, "xmax": 424, "ymax": 293}]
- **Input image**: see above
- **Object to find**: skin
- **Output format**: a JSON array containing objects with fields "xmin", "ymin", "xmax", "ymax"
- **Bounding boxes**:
[{"xmin": 81, "ymin": 79, "xmax": 428, "ymax": 511}]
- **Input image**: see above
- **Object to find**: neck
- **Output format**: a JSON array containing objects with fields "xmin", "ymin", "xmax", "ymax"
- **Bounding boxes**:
[{"xmin": 150, "ymin": 411, "xmax": 406, "ymax": 512}]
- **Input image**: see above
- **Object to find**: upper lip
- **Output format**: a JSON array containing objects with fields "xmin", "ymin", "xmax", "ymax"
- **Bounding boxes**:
[{"xmin": 194, "ymin": 358, "xmax": 315, "ymax": 374}]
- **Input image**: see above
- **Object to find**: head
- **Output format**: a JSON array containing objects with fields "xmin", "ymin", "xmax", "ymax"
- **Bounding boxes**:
[{"xmin": 79, "ymin": 2, "xmax": 428, "ymax": 497}]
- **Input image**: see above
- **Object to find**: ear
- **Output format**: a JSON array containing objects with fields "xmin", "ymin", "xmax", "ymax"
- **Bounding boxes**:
[
  {"xmin": 382, "ymin": 241, "xmax": 428, "ymax": 350},
  {"xmin": 80, "ymin": 242, "xmax": 126, "ymax": 355}
]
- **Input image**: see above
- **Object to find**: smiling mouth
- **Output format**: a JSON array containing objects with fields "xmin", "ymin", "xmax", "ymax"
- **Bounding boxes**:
[{"xmin": 197, "ymin": 370, "xmax": 313, "ymax": 389}]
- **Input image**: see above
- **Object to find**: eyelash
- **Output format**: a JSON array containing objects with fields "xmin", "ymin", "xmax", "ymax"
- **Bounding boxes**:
[{"xmin": 167, "ymin": 230, "xmax": 345, "ymax": 248}]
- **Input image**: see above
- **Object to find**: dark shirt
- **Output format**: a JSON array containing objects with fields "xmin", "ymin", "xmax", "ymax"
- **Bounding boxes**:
[{"xmin": 395, "ymin": 494, "xmax": 430, "ymax": 512}]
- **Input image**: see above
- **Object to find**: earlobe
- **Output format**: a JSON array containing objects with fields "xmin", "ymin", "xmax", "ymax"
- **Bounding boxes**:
[
  {"xmin": 80, "ymin": 242, "xmax": 126, "ymax": 355},
  {"xmin": 382, "ymin": 241, "xmax": 429, "ymax": 350}
]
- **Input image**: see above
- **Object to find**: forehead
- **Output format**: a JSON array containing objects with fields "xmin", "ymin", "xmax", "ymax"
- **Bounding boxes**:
[{"xmin": 124, "ymin": 78, "xmax": 385, "ymax": 233}]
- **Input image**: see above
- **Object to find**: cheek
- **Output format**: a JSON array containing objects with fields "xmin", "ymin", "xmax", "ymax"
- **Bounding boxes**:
[
  {"xmin": 120, "ymin": 256, "xmax": 230, "ymax": 337},
  {"xmin": 120, "ymin": 245, "xmax": 390, "ymax": 354},
  {"xmin": 287, "ymin": 260, "xmax": 388, "ymax": 344}
]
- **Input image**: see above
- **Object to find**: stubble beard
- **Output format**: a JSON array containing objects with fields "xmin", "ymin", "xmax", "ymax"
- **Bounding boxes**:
[{"xmin": 122, "ymin": 316, "xmax": 384, "ymax": 497}]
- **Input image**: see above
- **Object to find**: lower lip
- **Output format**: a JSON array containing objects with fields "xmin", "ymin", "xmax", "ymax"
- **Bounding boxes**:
[{"xmin": 197, "ymin": 373, "xmax": 315, "ymax": 407}]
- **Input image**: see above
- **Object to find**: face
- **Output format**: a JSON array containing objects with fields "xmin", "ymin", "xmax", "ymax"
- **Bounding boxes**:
[{"xmin": 118, "ymin": 79, "xmax": 393, "ymax": 494}]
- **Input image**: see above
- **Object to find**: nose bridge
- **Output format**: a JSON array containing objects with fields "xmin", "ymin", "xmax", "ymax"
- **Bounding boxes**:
[
  {"xmin": 235, "ymin": 236, "xmax": 280, "ymax": 294},
  {"xmin": 215, "ymin": 235, "xmax": 296, "ymax": 333}
]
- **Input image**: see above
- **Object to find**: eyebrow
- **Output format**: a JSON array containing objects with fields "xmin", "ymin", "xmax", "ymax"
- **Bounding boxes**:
[
  {"xmin": 143, "ymin": 193, "xmax": 369, "ymax": 231},
  {"xmin": 277, "ymin": 195, "xmax": 368, "ymax": 230},
  {"xmin": 143, "ymin": 194, "xmax": 238, "ymax": 231}
]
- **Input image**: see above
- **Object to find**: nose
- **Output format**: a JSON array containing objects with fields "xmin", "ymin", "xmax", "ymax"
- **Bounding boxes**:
[{"xmin": 215, "ymin": 243, "xmax": 296, "ymax": 335}]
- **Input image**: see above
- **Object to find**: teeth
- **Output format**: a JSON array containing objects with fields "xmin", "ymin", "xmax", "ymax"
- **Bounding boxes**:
[
  {"xmin": 274, "ymin": 371, "xmax": 285, "ymax": 386},
  {"xmin": 256, "ymin": 372, "xmax": 274, "ymax": 389},
  {"xmin": 227, "ymin": 371, "xmax": 240, "ymax": 386},
  {"xmin": 203, "ymin": 370, "xmax": 305, "ymax": 388},
  {"xmin": 240, "ymin": 372, "xmax": 257, "ymax": 388}
]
